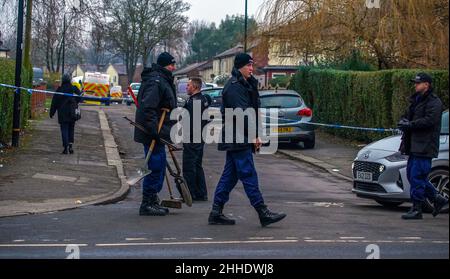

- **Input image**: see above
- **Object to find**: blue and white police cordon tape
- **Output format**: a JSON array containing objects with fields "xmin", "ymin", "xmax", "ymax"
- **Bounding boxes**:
[
  {"xmin": 1, "ymin": 83, "xmax": 400, "ymax": 134},
  {"xmin": 0, "ymin": 83, "xmax": 113, "ymax": 102},
  {"xmin": 263, "ymin": 114, "xmax": 400, "ymax": 134}
]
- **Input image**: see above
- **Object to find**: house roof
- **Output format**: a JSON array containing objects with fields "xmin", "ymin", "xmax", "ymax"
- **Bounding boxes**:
[
  {"xmin": 173, "ymin": 61, "xmax": 209, "ymax": 76},
  {"xmin": 78, "ymin": 64, "xmax": 106, "ymax": 73},
  {"xmin": 198, "ymin": 60, "xmax": 213, "ymax": 71},
  {"xmin": 214, "ymin": 44, "xmax": 244, "ymax": 59},
  {"xmin": 111, "ymin": 64, "xmax": 128, "ymax": 75}
]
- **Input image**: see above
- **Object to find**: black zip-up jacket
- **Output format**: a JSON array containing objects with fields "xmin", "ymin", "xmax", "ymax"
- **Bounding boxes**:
[
  {"xmin": 50, "ymin": 83, "xmax": 81, "ymax": 124},
  {"xmin": 134, "ymin": 64, "xmax": 177, "ymax": 145},
  {"xmin": 218, "ymin": 67, "xmax": 261, "ymax": 152},
  {"xmin": 399, "ymin": 88, "xmax": 443, "ymax": 158},
  {"xmin": 183, "ymin": 92, "xmax": 211, "ymax": 143}
]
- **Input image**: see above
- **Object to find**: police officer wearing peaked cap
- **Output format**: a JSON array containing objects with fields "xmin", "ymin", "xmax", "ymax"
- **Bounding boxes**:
[{"xmin": 398, "ymin": 72, "xmax": 448, "ymax": 220}]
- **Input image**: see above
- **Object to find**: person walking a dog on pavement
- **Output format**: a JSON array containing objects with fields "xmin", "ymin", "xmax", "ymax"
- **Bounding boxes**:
[
  {"xmin": 208, "ymin": 53, "xmax": 287, "ymax": 227},
  {"xmin": 182, "ymin": 77, "xmax": 211, "ymax": 202},
  {"xmin": 398, "ymin": 72, "xmax": 448, "ymax": 220},
  {"xmin": 134, "ymin": 52, "xmax": 177, "ymax": 216}
]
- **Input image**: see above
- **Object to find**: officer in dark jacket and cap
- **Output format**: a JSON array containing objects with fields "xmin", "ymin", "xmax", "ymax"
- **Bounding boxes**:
[
  {"xmin": 134, "ymin": 52, "xmax": 177, "ymax": 216},
  {"xmin": 398, "ymin": 72, "xmax": 448, "ymax": 220},
  {"xmin": 208, "ymin": 53, "xmax": 287, "ymax": 227}
]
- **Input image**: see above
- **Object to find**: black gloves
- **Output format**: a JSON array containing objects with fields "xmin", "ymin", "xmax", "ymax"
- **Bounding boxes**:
[{"xmin": 397, "ymin": 118, "xmax": 412, "ymax": 131}]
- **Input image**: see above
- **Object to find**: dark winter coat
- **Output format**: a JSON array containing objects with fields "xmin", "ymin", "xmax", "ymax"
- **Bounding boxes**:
[
  {"xmin": 399, "ymin": 88, "xmax": 443, "ymax": 158},
  {"xmin": 50, "ymin": 83, "xmax": 81, "ymax": 124},
  {"xmin": 134, "ymin": 64, "xmax": 177, "ymax": 145},
  {"xmin": 218, "ymin": 67, "xmax": 261, "ymax": 152},
  {"xmin": 183, "ymin": 92, "xmax": 211, "ymax": 143}
]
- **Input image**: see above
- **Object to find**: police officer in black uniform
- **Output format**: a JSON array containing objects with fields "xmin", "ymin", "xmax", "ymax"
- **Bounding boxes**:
[
  {"xmin": 182, "ymin": 77, "xmax": 211, "ymax": 201},
  {"xmin": 134, "ymin": 52, "xmax": 177, "ymax": 216},
  {"xmin": 208, "ymin": 53, "xmax": 287, "ymax": 227}
]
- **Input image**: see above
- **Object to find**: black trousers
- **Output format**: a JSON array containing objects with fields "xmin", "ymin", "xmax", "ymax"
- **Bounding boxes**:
[
  {"xmin": 60, "ymin": 122, "xmax": 75, "ymax": 148},
  {"xmin": 182, "ymin": 143, "xmax": 207, "ymax": 199}
]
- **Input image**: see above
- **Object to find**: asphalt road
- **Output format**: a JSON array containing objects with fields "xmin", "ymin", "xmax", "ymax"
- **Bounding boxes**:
[{"xmin": 0, "ymin": 104, "xmax": 448, "ymax": 259}]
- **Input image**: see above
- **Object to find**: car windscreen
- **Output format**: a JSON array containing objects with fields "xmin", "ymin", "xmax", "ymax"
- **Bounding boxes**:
[
  {"xmin": 131, "ymin": 84, "xmax": 140, "ymax": 91},
  {"xmin": 260, "ymin": 95, "xmax": 303, "ymax": 108},
  {"xmin": 441, "ymin": 111, "xmax": 449, "ymax": 135}
]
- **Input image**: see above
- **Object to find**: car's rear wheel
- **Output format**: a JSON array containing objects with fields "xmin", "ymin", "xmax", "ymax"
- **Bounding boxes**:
[
  {"xmin": 376, "ymin": 200, "xmax": 403, "ymax": 208},
  {"xmin": 424, "ymin": 168, "xmax": 449, "ymax": 213},
  {"xmin": 303, "ymin": 135, "xmax": 315, "ymax": 149}
]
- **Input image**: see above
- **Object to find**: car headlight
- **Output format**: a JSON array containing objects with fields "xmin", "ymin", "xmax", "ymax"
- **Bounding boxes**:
[
  {"xmin": 351, "ymin": 162, "xmax": 355, "ymax": 171},
  {"xmin": 385, "ymin": 152, "xmax": 409, "ymax": 162},
  {"xmin": 379, "ymin": 165, "xmax": 386, "ymax": 173}
]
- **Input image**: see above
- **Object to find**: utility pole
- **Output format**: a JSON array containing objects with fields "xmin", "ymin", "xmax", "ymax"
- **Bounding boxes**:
[
  {"xmin": 62, "ymin": 0, "xmax": 66, "ymax": 76},
  {"xmin": 12, "ymin": 0, "xmax": 25, "ymax": 147},
  {"xmin": 244, "ymin": 0, "xmax": 248, "ymax": 52}
]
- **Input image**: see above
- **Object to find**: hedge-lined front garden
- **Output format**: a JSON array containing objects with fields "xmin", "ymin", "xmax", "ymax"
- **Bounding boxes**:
[
  {"xmin": 0, "ymin": 58, "xmax": 32, "ymax": 144},
  {"xmin": 292, "ymin": 68, "xmax": 449, "ymax": 142}
]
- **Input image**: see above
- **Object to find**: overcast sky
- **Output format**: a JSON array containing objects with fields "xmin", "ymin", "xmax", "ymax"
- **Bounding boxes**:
[{"xmin": 183, "ymin": 0, "xmax": 267, "ymax": 25}]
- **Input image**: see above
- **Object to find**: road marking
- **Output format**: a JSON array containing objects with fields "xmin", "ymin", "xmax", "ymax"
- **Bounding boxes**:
[
  {"xmin": 248, "ymin": 237, "xmax": 274, "ymax": 240},
  {"xmin": 340, "ymin": 237, "xmax": 366, "ymax": 240},
  {"xmin": 191, "ymin": 238, "xmax": 213, "ymax": 240},
  {"xmin": 13, "ymin": 240, "xmax": 25, "ymax": 243},
  {"xmin": 286, "ymin": 237, "xmax": 299, "ymax": 240},
  {"xmin": 285, "ymin": 201, "xmax": 344, "ymax": 208},
  {"xmin": 95, "ymin": 240, "xmax": 298, "ymax": 247},
  {"xmin": 398, "ymin": 237, "xmax": 422, "ymax": 240},
  {"xmin": 126, "ymin": 238, "xmax": 148, "ymax": 241},
  {"xmin": 162, "ymin": 238, "xmax": 177, "ymax": 241},
  {"xmin": 0, "ymin": 244, "xmax": 88, "ymax": 247}
]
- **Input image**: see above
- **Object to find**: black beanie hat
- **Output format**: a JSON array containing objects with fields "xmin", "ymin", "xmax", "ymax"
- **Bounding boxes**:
[
  {"xmin": 234, "ymin": 53, "xmax": 254, "ymax": 69},
  {"xmin": 157, "ymin": 52, "xmax": 176, "ymax": 67}
]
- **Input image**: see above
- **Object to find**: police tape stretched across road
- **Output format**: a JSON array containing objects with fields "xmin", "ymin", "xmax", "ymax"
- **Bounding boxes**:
[
  {"xmin": 0, "ymin": 83, "xmax": 113, "ymax": 102},
  {"xmin": 0, "ymin": 82, "xmax": 401, "ymax": 136}
]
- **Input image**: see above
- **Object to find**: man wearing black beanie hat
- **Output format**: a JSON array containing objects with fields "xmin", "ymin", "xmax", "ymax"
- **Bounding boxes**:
[
  {"xmin": 133, "ymin": 52, "xmax": 177, "ymax": 216},
  {"xmin": 208, "ymin": 53, "xmax": 287, "ymax": 227}
]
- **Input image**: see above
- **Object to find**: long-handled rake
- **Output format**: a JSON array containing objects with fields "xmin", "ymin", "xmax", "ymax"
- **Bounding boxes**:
[
  {"xmin": 124, "ymin": 116, "xmax": 192, "ymax": 208},
  {"xmin": 126, "ymin": 109, "xmax": 168, "ymax": 186}
]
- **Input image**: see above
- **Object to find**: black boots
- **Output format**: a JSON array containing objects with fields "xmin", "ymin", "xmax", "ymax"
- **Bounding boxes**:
[
  {"xmin": 255, "ymin": 204, "xmax": 287, "ymax": 227},
  {"xmin": 402, "ymin": 202, "xmax": 423, "ymax": 220},
  {"xmin": 139, "ymin": 194, "xmax": 169, "ymax": 216},
  {"xmin": 62, "ymin": 144, "xmax": 73, "ymax": 155},
  {"xmin": 208, "ymin": 204, "xmax": 236, "ymax": 225},
  {"xmin": 432, "ymin": 194, "xmax": 449, "ymax": 217}
]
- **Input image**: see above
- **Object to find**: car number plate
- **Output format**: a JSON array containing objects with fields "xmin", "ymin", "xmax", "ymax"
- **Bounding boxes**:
[
  {"xmin": 356, "ymin": 171, "xmax": 373, "ymax": 182},
  {"xmin": 272, "ymin": 127, "xmax": 294, "ymax": 133}
]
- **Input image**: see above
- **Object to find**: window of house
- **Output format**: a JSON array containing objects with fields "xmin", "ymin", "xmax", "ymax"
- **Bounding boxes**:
[
  {"xmin": 279, "ymin": 42, "xmax": 293, "ymax": 57},
  {"xmin": 272, "ymin": 73, "xmax": 286, "ymax": 79}
]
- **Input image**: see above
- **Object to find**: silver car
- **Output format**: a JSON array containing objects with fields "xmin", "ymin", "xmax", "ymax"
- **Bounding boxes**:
[
  {"xmin": 260, "ymin": 90, "xmax": 315, "ymax": 149},
  {"xmin": 352, "ymin": 110, "xmax": 449, "ymax": 212}
]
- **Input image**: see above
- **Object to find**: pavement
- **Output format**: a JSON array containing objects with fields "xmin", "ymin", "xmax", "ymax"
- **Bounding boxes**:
[
  {"xmin": 276, "ymin": 131, "xmax": 361, "ymax": 182},
  {"xmin": 0, "ymin": 106, "xmax": 361, "ymax": 218},
  {"xmin": 0, "ymin": 106, "xmax": 129, "ymax": 218}
]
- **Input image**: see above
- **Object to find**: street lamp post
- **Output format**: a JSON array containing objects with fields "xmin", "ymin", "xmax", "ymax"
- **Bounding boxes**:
[
  {"xmin": 62, "ymin": 0, "xmax": 66, "ymax": 76},
  {"xmin": 244, "ymin": 0, "xmax": 248, "ymax": 52},
  {"xmin": 12, "ymin": 0, "xmax": 25, "ymax": 147}
]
